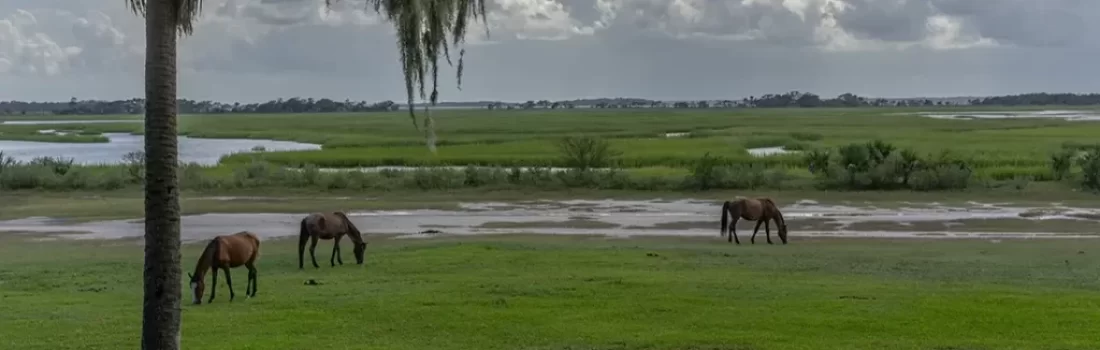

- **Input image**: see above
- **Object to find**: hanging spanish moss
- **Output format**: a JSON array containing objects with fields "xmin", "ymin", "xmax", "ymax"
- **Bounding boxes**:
[{"xmin": 330, "ymin": 0, "xmax": 489, "ymax": 153}]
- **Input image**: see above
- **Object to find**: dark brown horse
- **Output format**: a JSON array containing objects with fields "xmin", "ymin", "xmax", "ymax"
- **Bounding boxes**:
[
  {"xmin": 719, "ymin": 198, "xmax": 789, "ymax": 245},
  {"xmin": 188, "ymin": 231, "xmax": 261, "ymax": 305},
  {"xmin": 298, "ymin": 212, "xmax": 367, "ymax": 269}
]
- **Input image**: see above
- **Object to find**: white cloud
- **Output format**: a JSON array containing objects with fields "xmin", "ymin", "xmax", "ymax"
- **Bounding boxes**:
[
  {"xmin": 0, "ymin": 9, "xmax": 82, "ymax": 76},
  {"xmin": 3, "ymin": 0, "xmax": 1100, "ymax": 102},
  {"xmin": 488, "ymin": 0, "xmax": 595, "ymax": 40}
]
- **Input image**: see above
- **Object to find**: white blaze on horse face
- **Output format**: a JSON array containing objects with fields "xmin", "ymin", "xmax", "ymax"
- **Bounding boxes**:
[{"xmin": 190, "ymin": 281, "xmax": 199, "ymax": 304}]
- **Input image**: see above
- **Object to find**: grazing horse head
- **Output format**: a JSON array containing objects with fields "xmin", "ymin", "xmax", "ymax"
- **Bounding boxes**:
[
  {"xmin": 188, "ymin": 271, "xmax": 205, "ymax": 305},
  {"xmin": 777, "ymin": 221, "xmax": 789, "ymax": 244},
  {"xmin": 353, "ymin": 242, "xmax": 367, "ymax": 264},
  {"xmin": 338, "ymin": 211, "xmax": 368, "ymax": 265}
]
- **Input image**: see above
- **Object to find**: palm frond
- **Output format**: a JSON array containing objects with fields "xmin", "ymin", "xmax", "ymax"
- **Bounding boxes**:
[{"xmin": 124, "ymin": 0, "xmax": 205, "ymax": 35}]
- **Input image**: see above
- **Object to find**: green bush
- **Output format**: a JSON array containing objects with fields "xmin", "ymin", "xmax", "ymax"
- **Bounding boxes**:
[
  {"xmin": 557, "ymin": 136, "xmax": 620, "ymax": 171},
  {"xmin": 683, "ymin": 153, "xmax": 786, "ymax": 191},
  {"xmin": 122, "ymin": 151, "xmax": 145, "ymax": 183},
  {"xmin": 28, "ymin": 156, "xmax": 74, "ymax": 176},
  {"xmin": 814, "ymin": 140, "xmax": 972, "ymax": 191},
  {"xmin": 1077, "ymin": 146, "xmax": 1100, "ymax": 191}
]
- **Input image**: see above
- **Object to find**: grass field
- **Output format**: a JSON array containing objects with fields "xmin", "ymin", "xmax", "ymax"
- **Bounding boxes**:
[
  {"xmin": 2, "ymin": 234, "xmax": 1099, "ymax": 349},
  {"xmin": 4, "ymin": 107, "xmax": 1100, "ymax": 349}
]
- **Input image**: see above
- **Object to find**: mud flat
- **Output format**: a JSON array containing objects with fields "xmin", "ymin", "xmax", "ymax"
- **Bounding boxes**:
[{"xmin": 1, "ymin": 199, "xmax": 1098, "ymax": 242}]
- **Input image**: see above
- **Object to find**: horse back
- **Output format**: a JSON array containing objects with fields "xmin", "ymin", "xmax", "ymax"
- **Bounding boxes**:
[
  {"xmin": 304, "ymin": 212, "xmax": 347, "ymax": 239},
  {"xmin": 758, "ymin": 198, "xmax": 782, "ymax": 217},
  {"xmin": 736, "ymin": 198, "xmax": 766, "ymax": 220},
  {"xmin": 216, "ymin": 232, "xmax": 260, "ymax": 267}
]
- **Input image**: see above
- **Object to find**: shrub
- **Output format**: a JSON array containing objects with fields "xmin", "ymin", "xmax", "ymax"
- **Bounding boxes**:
[
  {"xmin": 1077, "ymin": 146, "xmax": 1100, "ymax": 191},
  {"xmin": 408, "ymin": 168, "xmax": 464, "ymax": 190},
  {"xmin": 1050, "ymin": 148, "xmax": 1076, "ymax": 181},
  {"xmin": 909, "ymin": 165, "xmax": 971, "ymax": 191},
  {"xmin": 122, "ymin": 151, "xmax": 145, "ymax": 183},
  {"xmin": 0, "ymin": 151, "xmax": 15, "ymax": 173},
  {"xmin": 557, "ymin": 136, "xmax": 620, "ymax": 171},
  {"xmin": 814, "ymin": 140, "xmax": 972, "ymax": 191},
  {"xmin": 686, "ymin": 153, "xmax": 726, "ymax": 191},
  {"xmin": 1, "ymin": 165, "xmax": 58, "ymax": 190},
  {"xmin": 684, "ymin": 154, "xmax": 786, "ymax": 190},
  {"xmin": 463, "ymin": 166, "xmax": 508, "ymax": 187},
  {"xmin": 28, "ymin": 156, "xmax": 74, "ymax": 176},
  {"xmin": 802, "ymin": 149, "xmax": 830, "ymax": 175}
]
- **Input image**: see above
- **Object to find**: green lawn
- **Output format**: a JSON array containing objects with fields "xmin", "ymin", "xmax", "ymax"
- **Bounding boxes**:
[{"xmin": 1, "ymin": 234, "xmax": 1099, "ymax": 349}]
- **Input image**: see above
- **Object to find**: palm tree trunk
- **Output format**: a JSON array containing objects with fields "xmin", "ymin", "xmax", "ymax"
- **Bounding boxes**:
[{"xmin": 141, "ymin": 0, "xmax": 182, "ymax": 349}]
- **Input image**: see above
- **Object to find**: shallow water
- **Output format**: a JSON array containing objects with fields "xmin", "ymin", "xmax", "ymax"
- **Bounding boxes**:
[
  {"xmin": 1, "ymin": 119, "xmax": 140, "ymax": 125},
  {"xmin": 747, "ymin": 147, "xmax": 799, "ymax": 156},
  {"xmin": 0, "ymin": 132, "xmax": 320, "ymax": 165},
  {"xmin": 915, "ymin": 110, "xmax": 1100, "ymax": 121},
  {"xmin": 2, "ymin": 199, "xmax": 1098, "ymax": 242}
]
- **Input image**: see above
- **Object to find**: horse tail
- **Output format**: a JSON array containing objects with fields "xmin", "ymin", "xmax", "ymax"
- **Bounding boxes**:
[
  {"xmin": 298, "ymin": 217, "xmax": 309, "ymax": 268},
  {"xmin": 720, "ymin": 200, "xmax": 731, "ymax": 237}
]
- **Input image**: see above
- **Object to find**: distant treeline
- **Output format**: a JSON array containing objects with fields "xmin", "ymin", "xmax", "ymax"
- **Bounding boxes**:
[
  {"xmin": 2, "ymin": 92, "xmax": 1099, "ymax": 115},
  {"xmin": 0, "ymin": 98, "xmax": 402, "ymax": 116}
]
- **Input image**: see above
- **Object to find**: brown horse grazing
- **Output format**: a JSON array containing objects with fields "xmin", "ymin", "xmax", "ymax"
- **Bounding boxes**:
[
  {"xmin": 298, "ymin": 212, "xmax": 367, "ymax": 269},
  {"xmin": 187, "ymin": 231, "xmax": 261, "ymax": 305},
  {"xmin": 719, "ymin": 198, "xmax": 789, "ymax": 245}
]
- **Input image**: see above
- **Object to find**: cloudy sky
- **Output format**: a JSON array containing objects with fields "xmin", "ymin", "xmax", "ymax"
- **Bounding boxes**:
[{"xmin": 2, "ymin": 0, "xmax": 1098, "ymax": 103}]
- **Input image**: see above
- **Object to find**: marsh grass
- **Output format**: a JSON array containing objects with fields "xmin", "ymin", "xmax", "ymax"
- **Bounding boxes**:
[{"xmin": 6, "ymin": 108, "xmax": 1100, "ymax": 191}]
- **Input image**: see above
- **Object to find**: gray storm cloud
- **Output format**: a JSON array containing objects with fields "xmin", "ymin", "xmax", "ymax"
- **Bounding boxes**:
[{"xmin": 3, "ymin": 0, "xmax": 1100, "ymax": 103}]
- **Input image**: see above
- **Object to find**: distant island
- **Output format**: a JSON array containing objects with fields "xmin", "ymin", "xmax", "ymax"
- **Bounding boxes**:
[{"xmin": 2, "ymin": 92, "xmax": 1098, "ymax": 116}]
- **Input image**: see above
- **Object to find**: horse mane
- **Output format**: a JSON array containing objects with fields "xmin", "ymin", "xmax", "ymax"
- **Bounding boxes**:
[
  {"xmin": 191, "ymin": 238, "xmax": 220, "ymax": 281},
  {"xmin": 759, "ymin": 198, "xmax": 786, "ymax": 225},
  {"xmin": 332, "ymin": 211, "xmax": 364, "ymax": 243}
]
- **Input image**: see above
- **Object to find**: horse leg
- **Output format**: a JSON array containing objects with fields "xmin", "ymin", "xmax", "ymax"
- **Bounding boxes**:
[
  {"xmin": 245, "ymin": 263, "xmax": 257, "ymax": 297},
  {"xmin": 208, "ymin": 268, "xmax": 218, "ymax": 304},
  {"xmin": 751, "ymin": 220, "xmax": 764, "ymax": 244},
  {"xmin": 309, "ymin": 235, "xmax": 320, "ymax": 268},
  {"xmin": 727, "ymin": 218, "xmax": 740, "ymax": 244},
  {"xmin": 765, "ymin": 220, "xmax": 773, "ymax": 244},
  {"xmin": 223, "ymin": 267, "xmax": 235, "ymax": 302},
  {"xmin": 298, "ymin": 232, "xmax": 308, "ymax": 270},
  {"xmin": 330, "ymin": 235, "xmax": 343, "ymax": 267},
  {"xmin": 336, "ymin": 236, "xmax": 344, "ymax": 265}
]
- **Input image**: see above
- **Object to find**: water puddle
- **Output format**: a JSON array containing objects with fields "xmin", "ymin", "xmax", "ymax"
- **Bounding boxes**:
[
  {"xmin": 1, "ymin": 119, "xmax": 140, "ymax": 125},
  {"xmin": 0, "ymin": 132, "xmax": 320, "ymax": 165},
  {"xmin": 2, "ymin": 199, "xmax": 1099, "ymax": 242},
  {"xmin": 914, "ymin": 110, "xmax": 1100, "ymax": 121},
  {"xmin": 747, "ymin": 147, "xmax": 800, "ymax": 157}
]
